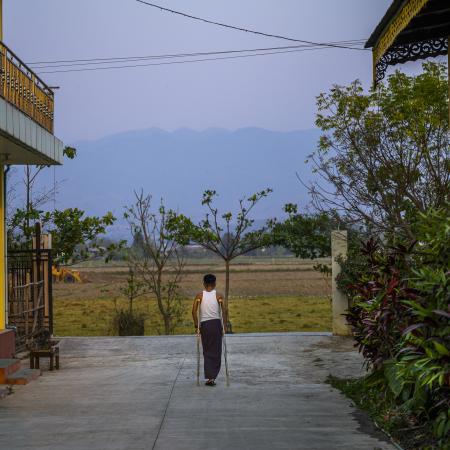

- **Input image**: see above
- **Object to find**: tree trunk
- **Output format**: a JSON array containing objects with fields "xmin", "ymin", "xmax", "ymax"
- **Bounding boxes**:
[
  {"xmin": 163, "ymin": 314, "xmax": 170, "ymax": 335},
  {"xmin": 156, "ymin": 293, "xmax": 170, "ymax": 335},
  {"xmin": 224, "ymin": 259, "xmax": 232, "ymax": 333},
  {"xmin": 156, "ymin": 268, "xmax": 171, "ymax": 335},
  {"xmin": 129, "ymin": 268, "xmax": 134, "ymax": 312}
]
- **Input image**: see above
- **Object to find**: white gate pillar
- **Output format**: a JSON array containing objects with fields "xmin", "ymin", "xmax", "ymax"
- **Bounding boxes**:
[{"xmin": 331, "ymin": 230, "xmax": 350, "ymax": 335}]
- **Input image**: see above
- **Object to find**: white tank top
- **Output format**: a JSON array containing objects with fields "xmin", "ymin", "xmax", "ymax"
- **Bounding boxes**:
[{"xmin": 200, "ymin": 290, "xmax": 221, "ymax": 322}]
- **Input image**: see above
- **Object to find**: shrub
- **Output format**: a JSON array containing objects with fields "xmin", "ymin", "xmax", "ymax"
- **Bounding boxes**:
[
  {"xmin": 392, "ymin": 208, "xmax": 450, "ymax": 443},
  {"xmin": 343, "ymin": 207, "xmax": 450, "ymax": 445},
  {"xmin": 344, "ymin": 238, "xmax": 414, "ymax": 368},
  {"xmin": 111, "ymin": 309, "xmax": 146, "ymax": 336}
]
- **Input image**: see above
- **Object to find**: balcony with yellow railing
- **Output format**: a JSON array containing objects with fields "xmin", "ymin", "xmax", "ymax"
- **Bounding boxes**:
[{"xmin": 0, "ymin": 41, "xmax": 54, "ymax": 134}]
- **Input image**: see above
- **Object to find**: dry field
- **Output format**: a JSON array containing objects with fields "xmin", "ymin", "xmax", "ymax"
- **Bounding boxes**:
[{"xmin": 53, "ymin": 257, "xmax": 332, "ymax": 336}]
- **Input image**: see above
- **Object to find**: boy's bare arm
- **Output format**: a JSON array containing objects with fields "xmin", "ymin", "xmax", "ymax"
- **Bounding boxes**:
[{"xmin": 192, "ymin": 294, "xmax": 201, "ymax": 331}]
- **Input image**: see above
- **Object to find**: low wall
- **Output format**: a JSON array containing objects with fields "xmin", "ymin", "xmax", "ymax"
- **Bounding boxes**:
[{"xmin": 0, "ymin": 329, "xmax": 16, "ymax": 358}]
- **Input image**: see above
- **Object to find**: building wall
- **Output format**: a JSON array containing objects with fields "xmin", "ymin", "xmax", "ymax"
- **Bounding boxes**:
[{"xmin": 0, "ymin": 168, "xmax": 4, "ymax": 331}]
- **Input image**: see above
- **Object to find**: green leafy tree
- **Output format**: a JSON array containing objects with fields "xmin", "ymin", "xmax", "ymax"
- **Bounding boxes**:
[
  {"xmin": 189, "ymin": 189, "xmax": 273, "ymax": 332},
  {"xmin": 309, "ymin": 62, "xmax": 450, "ymax": 239},
  {"xmin": 43, "ymin": 209, "xmax": 116, "ymax": 265},
  {"xmin": 8, "ymin": 205, "xmax": 117, "ymax": 265},
  {"xmin": 272, "ymin": 203, "xmax": 339, "ymax": 256}
]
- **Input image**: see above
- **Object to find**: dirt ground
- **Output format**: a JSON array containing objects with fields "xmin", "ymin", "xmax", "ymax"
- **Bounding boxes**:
[
  {"xmin": 55, "ymin": 258, "xmax": 331, "ymax": 301},
  {"xmin": 53, "ymin": 258, "xmax": 332, "ymax": 336}
]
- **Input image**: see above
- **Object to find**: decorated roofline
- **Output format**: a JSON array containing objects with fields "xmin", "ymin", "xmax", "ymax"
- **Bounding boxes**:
[
  {"xmin": 365, "ymin": 0, "xmax": 450, "ymax": 85},
  {"xmin": 367, "ymin": 0, "xmax": 430, "ymax": 66},
  {"xmin": 372, "ymin": 37, "xmax": 447, "ymax": 84},
  {"xmin": 366, "ymin": 0, "xmax": 410, "ymax": 48}
]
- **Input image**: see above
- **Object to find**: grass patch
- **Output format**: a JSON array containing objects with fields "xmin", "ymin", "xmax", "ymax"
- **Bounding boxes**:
[
  {"xmin": 53, "ymin": 296, "xmax": 331, "ymax": 336},
  {"xmin": 328, "ymin": 376, "xmax": 441, "ymax": 450}
]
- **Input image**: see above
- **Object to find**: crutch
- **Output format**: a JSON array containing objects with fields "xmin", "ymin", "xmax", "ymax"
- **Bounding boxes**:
[
  {"xmin": 196, "ymin": 304, "xmax": 201, "ymax": 386},
  {"xmin": 220, "ymin": 303, "xmax": 230, "ymax": 387}
]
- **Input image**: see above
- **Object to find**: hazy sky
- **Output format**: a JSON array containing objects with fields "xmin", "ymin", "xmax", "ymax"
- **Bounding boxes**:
[{"xmin": 5, "ymin": 0, "xmax": 394, "ymax": 143}]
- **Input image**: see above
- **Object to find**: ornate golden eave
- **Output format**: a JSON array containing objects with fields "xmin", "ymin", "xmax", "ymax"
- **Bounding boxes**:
[
  {"xmin": 372, "ymin": 0, "xmax": 430, "ymax": 66},
  {"xmin": 366, "ymin": 0, "xmax": 450, "ymax": 85}
]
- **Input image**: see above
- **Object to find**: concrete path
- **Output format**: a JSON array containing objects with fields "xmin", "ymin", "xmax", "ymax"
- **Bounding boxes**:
[{"xmin": 0, "ymin": 334, "xmax": 395, "ymax": 450}]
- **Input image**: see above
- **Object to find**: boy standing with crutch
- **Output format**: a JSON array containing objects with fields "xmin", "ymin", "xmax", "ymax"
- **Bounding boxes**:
[{"xmin": 192, "ymin": 274, "xmax": 229, "ymax": 386}]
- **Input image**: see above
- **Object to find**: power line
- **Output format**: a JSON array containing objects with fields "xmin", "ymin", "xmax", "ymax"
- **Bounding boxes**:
[
  {"xmin": 37, "ymin": 46, "xmax": 339, "ymax": 75},
  {"xmin": 29, "ymin": 41, "xmax": 366, "ymax": 69},
  {"xmin": 29, "ymin": 40, "xmax": 365, "ymax": 66},
  {"xmin": 135, "ymin": 0, "xmax": 368, "ymax": 51}
]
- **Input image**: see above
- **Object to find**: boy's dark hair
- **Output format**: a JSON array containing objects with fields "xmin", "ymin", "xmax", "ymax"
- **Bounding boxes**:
[{"xmin": 203, "ymin": 274, "xmax": 216, "ymax": 286}]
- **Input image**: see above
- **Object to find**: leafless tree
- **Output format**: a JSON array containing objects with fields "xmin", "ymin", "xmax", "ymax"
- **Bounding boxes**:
[
  {"xmin": 124, "ymin": 191, "xmax": 186, "ymax": 335},
  {"xmin": 7, "ymin": 146, "xmax": 76, "ymax": 241}
]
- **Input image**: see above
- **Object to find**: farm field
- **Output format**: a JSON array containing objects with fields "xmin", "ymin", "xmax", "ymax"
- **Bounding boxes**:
[{"xmin": 53, "ymin": 257, "xmax": 332, "ymax": 336}]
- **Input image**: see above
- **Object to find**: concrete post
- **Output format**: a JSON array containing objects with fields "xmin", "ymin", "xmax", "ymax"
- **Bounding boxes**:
[{"xmin": 331, "ymin": 230, "xmax": 350, "ymax": 336}]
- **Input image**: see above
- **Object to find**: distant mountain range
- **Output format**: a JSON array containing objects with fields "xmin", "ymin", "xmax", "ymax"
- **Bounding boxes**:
[{"xmin": 16, "ymin": 127, "xmax": 323, "ymax": 239}]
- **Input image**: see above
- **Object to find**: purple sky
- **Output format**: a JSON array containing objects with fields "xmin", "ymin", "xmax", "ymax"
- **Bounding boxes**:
[{"xmin": 6, "ymin": 1, "xmax": 394, "ymax": 143}]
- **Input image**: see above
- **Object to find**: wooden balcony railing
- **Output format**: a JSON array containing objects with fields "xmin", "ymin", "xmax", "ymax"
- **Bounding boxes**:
[{"xmin": 0, "ymin": 42, "xmax": 54, "ymax": 134}]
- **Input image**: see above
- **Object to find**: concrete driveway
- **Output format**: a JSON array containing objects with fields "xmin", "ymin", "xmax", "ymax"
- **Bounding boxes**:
[{"xmin": 0, "ymin": 333, "xmax": 395, "ymax": 450}]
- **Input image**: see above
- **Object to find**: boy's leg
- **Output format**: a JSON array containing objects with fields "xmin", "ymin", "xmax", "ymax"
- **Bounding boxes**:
[{"xmin": 200, "ymin": 319, "xmax": 222, "ymax": 380}]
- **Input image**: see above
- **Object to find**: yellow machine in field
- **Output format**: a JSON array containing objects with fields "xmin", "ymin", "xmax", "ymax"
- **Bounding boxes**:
[{"xmin": 52, "ymin": 266, "xmax": 83, "ymax": 283}]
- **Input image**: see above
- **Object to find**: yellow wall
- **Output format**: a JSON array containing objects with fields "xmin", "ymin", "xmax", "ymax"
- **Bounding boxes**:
[
  {"xmin": 0, "ymin": 2, "xmax": 6, "ymax": 331},
  {"xmin": 0, "ymin": 167, "xmax": 5, "ymax": 330}
]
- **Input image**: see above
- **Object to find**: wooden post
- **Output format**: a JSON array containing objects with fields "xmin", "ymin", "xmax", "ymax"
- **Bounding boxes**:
[
  {"xmin": 40, "ymin": 234, "xmax": 52, "ymax": 335},
  {"xmin": 331, "ymin": 230, "xmax": 350, "ymax": 336},
  {"xmin": 33, "ymin": 229, "xmax": 53, "ymax": 334}
]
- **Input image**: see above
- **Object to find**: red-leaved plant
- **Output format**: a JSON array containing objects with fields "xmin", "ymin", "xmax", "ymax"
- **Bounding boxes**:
[{"xmin": 344, "ymin": 238, "xmax": 416, "ymax": 369}]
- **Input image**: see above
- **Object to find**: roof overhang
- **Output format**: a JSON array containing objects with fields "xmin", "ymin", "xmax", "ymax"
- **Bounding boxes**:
[
  {"xmin": 365, "ymin": 0, "xmax": 450, "ymax": 84},
  {"xmin": 0, "ymin": 97, "xmax": 63, "ymax": 165}
]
